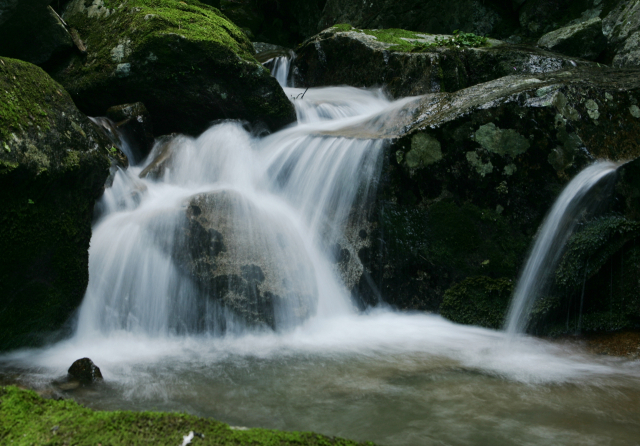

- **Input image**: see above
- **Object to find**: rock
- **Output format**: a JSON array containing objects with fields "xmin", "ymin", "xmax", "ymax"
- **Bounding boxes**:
[
  {"xmin": 51, "ymin": 0, "xmax": 295, "ymax": 136},
  {"xmin": 0, "ymin": 57, "xmax": 111, "ymax": 350},
  {"xmin": 537, "ymin": 17, "xmax": 606, "ymax": 60},
  {"xmin": 329, "ymin": 67, "xmax": 640, "ymax": 326},
  {"xmin": 603, "ymin": 0, "xmax": 640, "ymax": 68},
  {"xmin": 293, "ymin": 25, "xmax": 595, "ymax": 98},
  {"xmin": 517, "ymin": 0, "xmax": 604, "ymax": 39},
  {"xmin": 253, "ymin": 42, "xmax": 293, "ymax": 64},
  {"xmin": 106, "ymin": 102, "xmax": 154, "ymax": 163},
  {"xmin": 318, "ymin": 0, "xmax": 519, "ymax": 41},
  {"xmin": 68, "ymin": 357, "xmax": 103, "ymax": 383},
  {"xmin": 138, "ymin": 133, "xmax": 182, "ymax": 180},
  {"xmin": 0, "ymin": 4, "xmax": 74, "ymax": 65},
  {"xmin": 173, "ymin": 190, "xmax": 317, "ymax": 329}
]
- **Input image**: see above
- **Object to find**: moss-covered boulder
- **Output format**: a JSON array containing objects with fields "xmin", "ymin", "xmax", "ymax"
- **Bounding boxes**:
[
  {"xmin": 330, "ymin": 67, "xmax": 640, "ymax": 326},
  {"xmin": 0, "ymin": 57, "xmax": 112, "ymax": 350},
  {"xmin": 318, "ymin": 0, "xmax": 519, "ymax": 41},
  {"xmin": 51, "ymin": 0, "xmax": 295, "ymax": 136},
  {"xmin": 0, "ymin": 386, "xmax": 375, "ymax": 445},
  {"xmin": 292, "ymin": 25, "xmax": 595, "ymax": 97}
]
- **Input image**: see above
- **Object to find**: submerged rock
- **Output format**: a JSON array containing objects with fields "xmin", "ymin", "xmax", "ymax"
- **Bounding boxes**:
[
  {"xmin": 0, "ymin": 56, "xmax": 111, "ymax": 350},
  {"xmin": 293, "ymin": 25, "xmax": 594, "ymax": 97},
  {"xmin": 173, "ymin": 190, "xmax": 317, "ymax": 329},
  {"xmin": 51, "ymin": 0, "xmax": 295, "ymax": 136},
  {"xmin": 68, "ymin": 358, "xmax": 103, "ymax": 383},
  {"xmin": 537, "ymin": 17, "xmax": 606, "ymax": 60}
]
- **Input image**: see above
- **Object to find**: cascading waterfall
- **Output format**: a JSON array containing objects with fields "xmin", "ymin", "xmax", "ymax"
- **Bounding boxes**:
[
  {"xmin": 504, "ymin": 161, "xmax": 621, "ymax": 335},
  {"xmin": 76, "ymin": 76, "xmax": 391, "ymax": 338}
]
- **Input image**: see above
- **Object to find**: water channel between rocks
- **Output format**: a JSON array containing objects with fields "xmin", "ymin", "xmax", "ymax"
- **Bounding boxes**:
[{"xmin": 1, "ymin": 81, "xmax": 639, "ymax": 446}]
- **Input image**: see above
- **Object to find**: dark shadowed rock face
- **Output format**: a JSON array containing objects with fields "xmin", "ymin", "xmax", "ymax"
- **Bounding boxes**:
[
  {"xmin": 326, "ymin": 67, "xmax": 640, "ymax": 333},
  {"xmin": 51, "ymin": 0, "xmax": 295, "ymax": 136},
  {"xmin": 0, "ymin": 57, "xmax": 111, "ymax": 350},
  {"xmin": 537, "ymin": 17, "xmax": 607, "ymax": 60},
  {"xmin": 106, "ymin": 102, "xmax": 154, "ymax": 163},
  {"xmin": 292, "ymin": 26, "xmax": 595, "ymax": 98},
  {"xmin": 68, "ymin": 358, "xmax": 103, "ymax": 383},
  {"xmin": 0, "ymin": 2, "xmax": 74, "ymax": 65},
  {"xmin": 173, "ymin": 190, "xmax": 317, "ymax": 329}
]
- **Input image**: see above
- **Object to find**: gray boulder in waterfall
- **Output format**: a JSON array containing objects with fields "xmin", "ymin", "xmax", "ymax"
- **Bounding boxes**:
[
  {"xmin": 0, "ymin": 57, "xmax": 112, "ymax": 350},
  {"xmin": 292, "ymin": 25, "xmax": 595, "ymax": 98},
  {"xmin": 50, "ymin": 0, "xmax": 296, "ymax": 136},
  {"xmin": 173, "ymin": 190, "xmax": 317, "ymax": 329},
  {"xmin": 327, "ymin": 66, "xmax": 640, "ymax": 334},
  {"xmin": 537, "ymin": 18, "xmax": 606, "ymax": 60}
]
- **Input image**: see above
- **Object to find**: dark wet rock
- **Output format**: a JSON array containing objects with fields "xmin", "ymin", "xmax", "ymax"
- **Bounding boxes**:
[
  {"xmin": 603, "ymin": 0, "xmax": 640, "ymax": 68},
  {"xmin": 68, "ymin": 358, "xmax": 103, "ymax": 383},
  {"xmin": 51, "ymin": 0, "xmax": 295, "ymax": 136},
  {"xmin": 537, "ymin": 17, "xmax": 606, "ymax": 60},
  {"xmin": 106, "ymin": 102, "xmax": 154, "ymax": 162},
  {"xmin": 0, "ymin": 57, "xmax": 111, "ymax": 350},
  {"xmin": 318, "ymin": 0, "xmax": 519, "ymax": 41},
  {"xmin": 0, "ymin": 3, "xmax": 74, "ymax": 65},
  {"xmin": 329, "ymin": 67, "xmax": 640, "ymax": 327},
  {"xmin": 253, "ymin": 42, "xmax": 293, "ymax": 63},
  {"xmin": 173, "ymin": 190, "xmax": 317, "ymax": 329},
  {"xmin": 292, "ymin": 26, "xmax": 594, "ymax": 97}
]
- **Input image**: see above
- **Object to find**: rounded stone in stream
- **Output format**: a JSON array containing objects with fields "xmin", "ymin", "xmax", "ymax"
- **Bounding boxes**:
[{"xmin": 68, "ymin": 358, "xmax": 103, "ymax": 383}]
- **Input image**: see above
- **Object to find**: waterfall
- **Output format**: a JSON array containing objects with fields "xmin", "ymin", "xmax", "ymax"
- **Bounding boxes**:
[
  {"xmin": 271, "ymin": 52, "xmax": 294, "ymax": 87},
  {"xmin": 75, "ymin": 84, "xmax": 393, "ymax": 338},
  {"xmin": 504, "ymin": 161, "xmax": 620, "ymax": 335}
]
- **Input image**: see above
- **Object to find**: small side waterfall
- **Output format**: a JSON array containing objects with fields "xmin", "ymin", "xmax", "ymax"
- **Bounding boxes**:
[
  {"xmin": 271, "ymin": 52, "xmax": 294, "ymax": 87},
  {"xmin": 504, "ymin": 161, "xmax": 621, "ymax": 335}
]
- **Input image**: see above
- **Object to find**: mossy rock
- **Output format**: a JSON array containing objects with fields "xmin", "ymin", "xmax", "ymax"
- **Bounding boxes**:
[
  {"xmin": 51, "ymin": 0, "xmax": 295, "ymax": 136},
  {"xmin": 0, "ymin": 56, "xmax": 112, "ymax": 350},
  {"xmin": 440, "ymin": 276, "xmax": 513, "ymax": 329},
  {"xmin": 292, "ymin": 25, "xmax": 595, "ymax": 97},
  {"xmin": 0, "ymin": 386, "xmax": 376, "ymax": 445}
]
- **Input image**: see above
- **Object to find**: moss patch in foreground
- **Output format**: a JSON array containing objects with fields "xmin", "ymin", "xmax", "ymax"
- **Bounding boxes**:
[{"xmin": 0, "ymin": 386, "xmax": 374, "ymax": 446}]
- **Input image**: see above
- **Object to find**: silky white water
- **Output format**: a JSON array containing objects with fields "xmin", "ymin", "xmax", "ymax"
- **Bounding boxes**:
[
  {"xmin": 1, "ymin": 73, "xmax": 639, "ymax": 445},
  {"xmin": 505, "ymin": 162, "xmax": 621, "ymax": 335}
]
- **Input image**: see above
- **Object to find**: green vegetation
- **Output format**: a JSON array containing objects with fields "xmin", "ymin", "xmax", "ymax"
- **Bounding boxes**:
[
  {"xmin": 440, "ymin": 276, "xmax": 513, "ymax": 329},
  {"xmin": 330, "ymin": 25, "xmax": 488, "ymax": 52},
  {"xmin": 0, "ymin": 386, "xmax": 374, "ymax": 446}
]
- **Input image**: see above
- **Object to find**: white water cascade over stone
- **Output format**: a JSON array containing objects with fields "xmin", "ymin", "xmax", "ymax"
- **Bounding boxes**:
[
  {"xmin": 504, "ymin": 161, "xmax": 621, "ymax": 335},
  {"xmin": 76, "ymin": 78, "xmax": 391, "ymax": 338}
]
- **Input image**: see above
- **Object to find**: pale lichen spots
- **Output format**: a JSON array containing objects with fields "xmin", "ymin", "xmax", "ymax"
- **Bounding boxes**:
[
  {"xmin": 585, "ymin": 99, "xmax": 600, "ymax": 120},
  {"xmin": 111, "ymin": 39, "xmax": 132, "ymax": 62},
  {"xmin": 474, "ymin": 123, "xmax": 530, "ymax": 157},
  {"xmin": 406, "ymin": 133, "xmax": 442, "ymax": 168},
  {"xmin": 553, "ymin": 92, "xmax": 579, "ymax": 121},
  {"xmin": 605, "ymin": 92, "xmax": 613, "ymax": 101},
  {"xmin": 503, "ymin": 164, "xmax": 517, "ymax": 176},
  {"xmin": 466, "ymin": 151, "xmax": 493, "ymax": 177},
  {"xmin": 630, "ymin": 105, "xmax": 640, "ymax": 118}
]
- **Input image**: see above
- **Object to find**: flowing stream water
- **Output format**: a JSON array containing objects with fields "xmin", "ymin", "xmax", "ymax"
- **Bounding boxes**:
[{"xmin": 1, "ymin": 63, "xmax": 639, "ymax": 446}]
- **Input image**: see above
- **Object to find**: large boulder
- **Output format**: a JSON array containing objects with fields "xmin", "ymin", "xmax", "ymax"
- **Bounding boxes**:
[
  {"xmin": 51, "ymin": 0, "xmax": 295, "ymax": 136},
  {"xmin": 292, "ymin": 25, "xmax": 595, "ymax": 97},
  {"xmin": 0, "ymin": 2, "xmax": 74, "ymax": 65},
  {"xmin": 537, "ymin": 17, "xmax": 606, "ymax": 60},
  {"xmin": 318, "ymin": 0, "xmax": 519, "ymax": 41},
  {"xmin": 327, "ymin": 67, "xmax": 640, "ymax": 333},
  {"xmin": 603, "ymin": 0, "xmax": 640, "ymax": 67},
  {"xmin": 0, "ymin": 57, "xmax": 111, "ymax": 350},
  {"xmin": 173, "ymin": 190, "xmax": 317, "ymax": 329}
]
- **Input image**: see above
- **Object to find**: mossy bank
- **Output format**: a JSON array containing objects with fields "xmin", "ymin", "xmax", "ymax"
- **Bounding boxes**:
[
  {"xmin": 0, "ymin": 57, "xmax": 112, "ymax": 350},
  {"xmin": 51, "ymin": 0, "xmax": 295, "ymax": 135},
  {"xmin": 0, "ymin": 386, "xmax": 375, "ymax": 446}
]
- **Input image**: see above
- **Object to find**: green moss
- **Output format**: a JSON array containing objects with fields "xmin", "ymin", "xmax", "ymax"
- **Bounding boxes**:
[
  {"xmin": 440, "ymin": 276, "xmax": 513, "ymax": 329},
  {"xmin": 0, "ymin": 57, "xmax": 66, "ymax": 141},
  {"xmin": 474, "ymin": 123, "xmax": 530, "ymax": 157},
  {"xmin": 0, "ymin": 386, "xmax": 374, "ymax": 446}
]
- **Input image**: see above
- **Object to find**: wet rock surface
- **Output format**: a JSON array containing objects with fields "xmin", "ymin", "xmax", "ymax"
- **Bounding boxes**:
[
  {"xmin": 106, "ymin": 102, "xmax": 154, "ymax": 162},
  {"xmin": 51, "ymin": 0, "xmax": 295, "ymax": 136},
  {"xmin": 537, "ymin": 17, "xmax": 607, "ymax": 60},
  {"xmin": 329, "ymin": 67, "xmax": 640, "ymax": 333},
  {"xmin": 173, "ymin": 190, "xmax": 317, "ymax": 329},
  {"xmin": 0, "ymin": 56, "xmax": 111, "ymax": 350},
  {"xmin": 68, "ymin": 358, "xmax": 103, "ymax": 383},
  {"xmin": 292, "ymin": 26, "xmax": 594, "ymax": 97}
]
